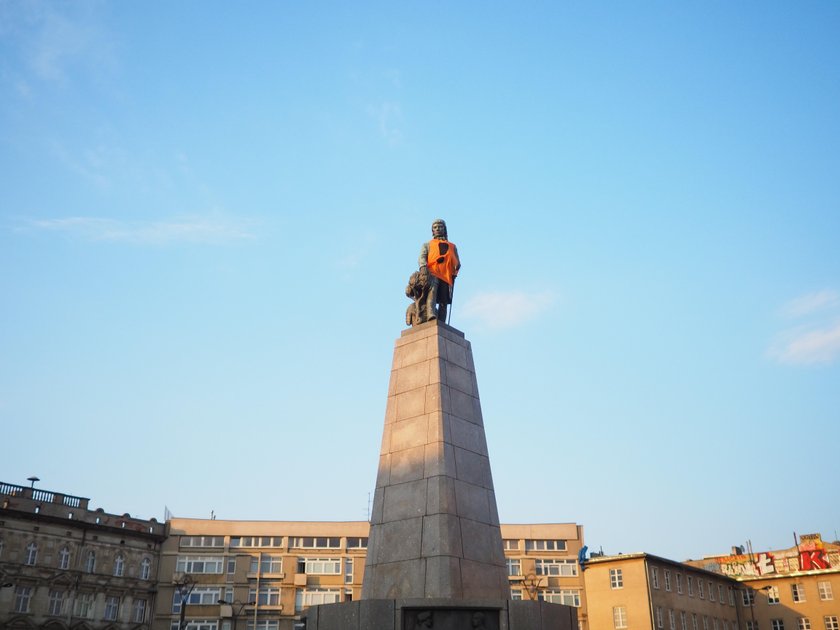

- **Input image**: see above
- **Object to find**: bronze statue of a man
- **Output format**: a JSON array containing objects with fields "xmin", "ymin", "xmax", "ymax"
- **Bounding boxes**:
[{"xmin": 418, "ymin": 219, "xmax": 460, "ymax": 323}]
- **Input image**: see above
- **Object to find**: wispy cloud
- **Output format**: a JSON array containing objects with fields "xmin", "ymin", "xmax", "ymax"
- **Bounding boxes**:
[
  {"xmin": 767, "ymin": 322, "xmax": 840, "ymax": 365},
  {"xmin": 25, "ymin": 215, "xmax": 256, "ymax": 245},
  {"xmin": 461, "ymin": 290, "xmax": 555, "ymax": 330},
  {"xmin": 367, "ymin": 102, "xmax": 403, "ymax": 145},
  {"xmin": 780, "ymin": 289, "xmax": 839, "ymax": 318},
  {"xmin": 767, "ymin": 288, "xmax": 840, "ymax": 366},
  {"xmin": 1, "ymin": 1, "xmax": 116, "ymax": 84}
]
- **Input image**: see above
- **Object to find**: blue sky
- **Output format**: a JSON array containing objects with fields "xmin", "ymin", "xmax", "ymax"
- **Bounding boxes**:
[{"xmin": 1, "ymin": 1, "xmax": 838, "ymax": 561}]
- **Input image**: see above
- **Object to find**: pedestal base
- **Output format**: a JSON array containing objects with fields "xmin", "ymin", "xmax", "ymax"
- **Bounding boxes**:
[{"xmin": 301, "ymin": 598, "xmax": 578, "ymax": 630}]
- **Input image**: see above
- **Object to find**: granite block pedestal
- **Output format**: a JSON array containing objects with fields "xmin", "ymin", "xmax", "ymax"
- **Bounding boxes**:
[{"xmin": 303, "ymin": 321, "xmax": 577, "ymax": 630}]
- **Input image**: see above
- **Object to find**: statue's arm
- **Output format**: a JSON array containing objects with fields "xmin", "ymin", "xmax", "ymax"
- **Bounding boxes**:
[
  {"xmin": 453, "ymin": 244, "xmax": 461, "ymax": 274},
  {"xmin": 418, "ymin": 241, "xmax": 429, "ymax": 269}
]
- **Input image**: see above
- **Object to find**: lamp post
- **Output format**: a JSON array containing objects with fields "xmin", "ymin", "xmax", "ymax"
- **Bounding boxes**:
[
  {"xmin": 218, "ymin": 599, "xmax": 255, "ymax": 630},
  {"xmin": 744, "ymin": 583, "xmax": 773, "ymax": 630},
  {"xmin": 174, "ymin": 574, "xmax": 197, "ymax": 630}
]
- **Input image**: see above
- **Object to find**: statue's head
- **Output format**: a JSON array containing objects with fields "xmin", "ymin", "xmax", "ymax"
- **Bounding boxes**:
[{"xmin": 431, "ymin": 219, "xmax": 447, "ymax": 239}]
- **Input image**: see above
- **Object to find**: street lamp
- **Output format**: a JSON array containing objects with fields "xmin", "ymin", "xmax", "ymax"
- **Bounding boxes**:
[
  {"xmin": 744, "ymin": 584, "xmax": 774, "ymax": 630},
  {"xmin": 27, "ymin": 476, "xmax": 39, "ymax": 489},
  {"xmin": 218, "ymin": 599, "xmax": 256, "ymax": 630},
  {"xmin": 174, "ymin": 574, "xmax": 197, "ymax": 630}
]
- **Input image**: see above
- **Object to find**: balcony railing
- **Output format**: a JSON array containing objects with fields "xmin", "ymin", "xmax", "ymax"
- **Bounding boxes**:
[{"xmin": 1, "ymin": 481, "xmax": 90, "ymax": 510}]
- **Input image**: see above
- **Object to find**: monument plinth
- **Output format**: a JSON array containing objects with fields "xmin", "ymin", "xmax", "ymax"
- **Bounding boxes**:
[
  {"xmin": 362, "ymin": 319, "xmax": 508, "ymax": 600},
  {"xmin": 303, "ymin": 321, "xmax": 578, "ymax": 630}
]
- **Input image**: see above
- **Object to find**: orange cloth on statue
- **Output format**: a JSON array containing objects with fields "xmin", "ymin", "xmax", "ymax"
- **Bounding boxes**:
[{"xmin": 427, "ymin": 239, "xmax": 459, "ymax": 286}]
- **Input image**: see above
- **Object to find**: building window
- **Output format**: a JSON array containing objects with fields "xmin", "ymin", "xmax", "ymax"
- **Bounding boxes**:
[
  {"xmin": 729, "ymin": 587, "xmax": 736, "ymax": 606},
  {"xmin": 709, "ymin": 582, "xmax": 716, "ymax": 601},
  {"xmin": 299, "ymin": 557, "xmax": 341, "ymax": 574},
  {"xmin": 85, "ymin": 550, "xmax": 96, "ymax": 573},
  {"xmin": 14, "ymin": 586, "xmax": 32, "ymax": 613},
  {"xmin": 104, "ymin": 596, "xmax": 120, "ymax": 621},
  {"xmin": 767, "ymin": 586, "xmax": 780, "ymax": 604},
  {"xmin": 230, "ymin": 536, "xmax": 283, "ymax": 548},
  {"xmin": 610, "ymin": 568, "xmax": 623, "ymax": 589},
  {"xmin": 652, "ymin": 567, "xmax": 660, "ymax": 589},
  {"xmin": 719, "ymin": 584, "xmax": 725, "ymax": 603},
  {"xmin": 677, "ymin": 573, "xmax": 683, "ymax": 594},
  {"xmin": 657, "ymin": 607, "xmax": 664, "ymax": 628},
  {"xmin": 140, "ymin": 557, "xmax": 152, "ymax": 580},
  {"xmin": 510, "ymin": 588, "xmax": 523, "ymax": 600},
  {"xmin": 248, "ymin": 586, "xmax": 281, "ymax": 606},
  {"xmin": 176, "ymin": 556, "xmax": 224, "ymax": 574},
  {"xmin": 250, "ymin": 555, "xmax": 283, "ymax": 574},
  {"xmin": 346, "ymin": 537, "xmax": 368, "ymax": 549},
  {"xmin": 538, "ymin": 589, "xmax": 580, "ymax": 607},
  {"xmin": 48, "ymin": 590, "xmax": 65, "ymax": 616},
  {"xmin": 670, "ymin": 609, "xmax": 677, "ymax": 630},
  {"xmin": 75, "ymin": 593, "xmax": 95, "ymax": 618},
  {"xmin": 703, "ymin": 617, "xmax": 709, "ymax": 630},
  {"xmin": 289, "ymin": 537, "xmax": 340, "ymax": 549},
  {"xmin": 295, "ymin": 588, "xmax": 341, "ymax": 611},
  {"xmin": 507, "ymin": 558, "xmax": 522, "ymax": 576},
  {"xmin": 818, "ymin": 582, "xmax": 833, "ymax": 601},
  {"xmin": 172, "ymin": 621, "xmax": 219, "ymax": 630},
  {"xmin": 246, "ymin": 622, "xmax": 280, "ymax": 630},
  {"xmin": 699, "ymin": 580, "xmax": 705, "ymax": 599},
  {"xmin": 173, "ymin": 587, "xmax": 223, "ymax": 612},
  {"xmin": 614, "ymin": 607, "xmax": 628, "ymax": 629},
  {"xmin": 113, "ymin": 554, "xmax": 125, "ymax": 577},
  {"xmin": 798, "ymin": 619, "xmax": 810, "ymax": 630},
  {"xmin": 792, "ymin": 584, "xmax": 806, "ymax": 603},
  {"xmin": 692, "ymin": 614, "xmax": 699, "ymax": 630},
  {"xmin": 25, "ymin": 542, "xmax": 38, "ymax": 566},
  {"xmin": 504, "ymin": 539, "xmax": 520, "ymax": 551},
  {"xmin": 681, "ymin": 612, "xmax": 688, "ymax": 630},
  {"xmin": 743, "ymin": 590, "xmax": 756, "ymax": 606},
  {"xmin": 345, "ymin": 557, "xmax": 354, "ymax": 584},
  {"xmin": 746, "ymin": 622, "xmax": 758, "ymax": 630},
  {"xmin": 535, "ymin": 558, "xmax": 578, "ymax": 576},
  {"xmin": 133, "ymin": 599, "xmax": 147, "ymax": 623},
  {"xmin": 665, "ymin": 570, "xmax": 672, "ymax": 591},
  {"xmin": 58, "ymin": 546, "xmax": 71, "ymax": 570},
  {"xmin": 715, "ymin": 619, "xmax": 720, "ymax": 630},
  {"xmin": 688, "ymin": 575, "xmax": 694, "ymax": 596},
  {"xmin": 825, "ymin": 618, "xmax": 839, "ymax": 630},
  {"xmin": 771, "ymin": 621, "xmax": 784, "ymax": 630},
  {"xmin": 525, "ymin": 539, "xmax": 566, "ymax": 551},
  {"xmin": 179, "ymin": 536, "xmax": 225, "ymax": 548}
]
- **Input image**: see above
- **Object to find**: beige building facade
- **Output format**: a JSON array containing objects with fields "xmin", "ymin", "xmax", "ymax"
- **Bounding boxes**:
[
  {"xmin": 0, "ymin": 480, "xmax": 166, "ymax": 630},
  {"xmin": 583, "ymin": 553, "xmax": 743, "ymax": 630},
  {"xmin": 7, "ymin": 476, "xmax": 833, "ymax": 630},
  {"xmin": 687, "ymin": 535, "xmax": 840, "ymax": 630},
  {"xmin": 154, "ymin": 519, "xmax": 586, "ymax": 630}
]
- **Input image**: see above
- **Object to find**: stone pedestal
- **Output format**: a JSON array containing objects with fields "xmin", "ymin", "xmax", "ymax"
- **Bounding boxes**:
[
  {"xmin": 303, "ymin": 598, "xmax": 578, "ymax": 630},
  {"xmin": 362, "ymin": 320, "xmax": 508, "ymax": 600},
  {"xmin": 302, "ymin": 321, "xmax": 578, "ymax": 630}
]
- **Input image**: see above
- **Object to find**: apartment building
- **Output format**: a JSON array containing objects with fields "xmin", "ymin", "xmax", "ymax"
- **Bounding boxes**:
[
  {"xmin": 0, "ymin": 480, "xmax": 166, "ymax": 630},
  {"xmin": 153, "ymin": 519, "xmax": 586, "ymax": 630},
  {"xmin": 583, "ymin": 553, "xmax": 742, "ymax": 630},
  {"xmin": 686, "ymin": 535, "xmax": 840, "ymax": 630}
]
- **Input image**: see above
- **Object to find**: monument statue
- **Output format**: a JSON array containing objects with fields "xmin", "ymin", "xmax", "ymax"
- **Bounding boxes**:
[
  {"xmin": 302, "ymin": 221, "xmax": 578, "ymax": 630},
  {"xmin": 406, "ymin": 219, "xmax": 460, "ymax": 326}
]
